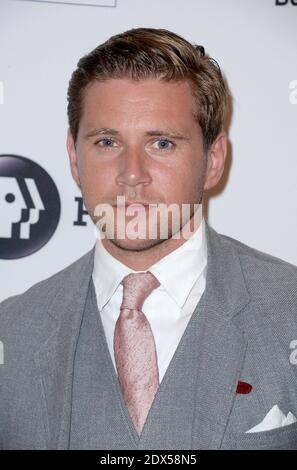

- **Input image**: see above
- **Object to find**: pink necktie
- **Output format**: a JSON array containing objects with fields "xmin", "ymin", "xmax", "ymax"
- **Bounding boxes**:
[{"xmin": 113, "ymin": 271, "xmax": 161, "ymax": 435}]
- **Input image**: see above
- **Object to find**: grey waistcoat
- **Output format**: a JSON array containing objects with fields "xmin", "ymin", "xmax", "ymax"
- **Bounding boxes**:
[{"xmin": 69, "ymin": 278, "xmax": 203, "ymax": 450}]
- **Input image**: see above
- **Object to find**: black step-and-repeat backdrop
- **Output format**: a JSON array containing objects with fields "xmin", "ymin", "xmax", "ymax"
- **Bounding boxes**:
[{"xmin": 0, "ymin": 0, "xmax": 296, "ymax": 301}]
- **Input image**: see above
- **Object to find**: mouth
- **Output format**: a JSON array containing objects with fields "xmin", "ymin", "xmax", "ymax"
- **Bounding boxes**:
[{"xmin": 112, "ymin": 201, "xmax": 158, "ymax": 209}]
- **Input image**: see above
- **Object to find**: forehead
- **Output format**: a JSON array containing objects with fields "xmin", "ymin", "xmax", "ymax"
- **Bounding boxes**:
[{"xmin": 80, "ymin": 78, "xmax": 196, "ymax": 129}]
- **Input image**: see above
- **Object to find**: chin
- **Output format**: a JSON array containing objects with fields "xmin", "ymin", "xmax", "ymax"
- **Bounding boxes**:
[{"xmin": 110, "ymin": 236, "xmax": 165, "ymax": 252}]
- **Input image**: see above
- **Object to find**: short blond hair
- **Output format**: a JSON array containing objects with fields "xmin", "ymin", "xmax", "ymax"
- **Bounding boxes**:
[{"xmin": 67, "ymin": 27, "xmax": 229, "ymax": 151}]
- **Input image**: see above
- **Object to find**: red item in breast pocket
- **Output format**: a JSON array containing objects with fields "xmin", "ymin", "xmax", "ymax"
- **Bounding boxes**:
[{"xmin": 236, "ymin": 380, "xmax": 253, "ymax": 394}]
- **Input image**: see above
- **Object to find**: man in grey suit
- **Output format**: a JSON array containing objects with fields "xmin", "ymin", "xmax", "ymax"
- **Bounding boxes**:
[{"xmin": 1, "ymin": 27, "xmax": 297, "ymax": 450}]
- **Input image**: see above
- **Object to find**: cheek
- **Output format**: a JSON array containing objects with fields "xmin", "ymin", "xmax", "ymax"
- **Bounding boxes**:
[
  {"xmin": 78, "ymin": 152, "xmax": 114, "ymax": 188},
  {"xmin": 183, "ymin": 155, "xmax": 206, "ymax": 189},
  {"xmin": 158, "ymin": 158, "xmax": 203, "ymax": 199},
  {"xmin": 77, "ymin": 161, "xmax": 116, "ymax": 210},
  {"xmin": 152, "ymin": 171, "xmax": 192, "ymax": 204}
]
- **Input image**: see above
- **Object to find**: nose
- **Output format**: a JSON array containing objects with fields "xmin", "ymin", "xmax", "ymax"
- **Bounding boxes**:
[{"xmin": 115, "ymin": 145, "xmax": 152, "ymax": 189}]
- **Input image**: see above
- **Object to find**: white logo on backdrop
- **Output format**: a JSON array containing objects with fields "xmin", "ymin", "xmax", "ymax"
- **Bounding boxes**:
[
  {"xmin": 289, "ymin": 80, "xmax": 297, "ymax": 105},
  {"xmin": 0, "ymin": 176, "xmax": 45, "ymax": 239}
]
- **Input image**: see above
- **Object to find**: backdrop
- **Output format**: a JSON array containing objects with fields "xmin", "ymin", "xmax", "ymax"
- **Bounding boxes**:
[{"xmin": 0, "ymin": 0, "xmax": 296, "ymax": 301}]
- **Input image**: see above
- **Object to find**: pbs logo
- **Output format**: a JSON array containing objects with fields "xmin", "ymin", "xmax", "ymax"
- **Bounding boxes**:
[
  {"xmin": 275, "ymin": 0, "xmax": 297, "ymax": 4},
  {"xmin": 0, "ymin": 155, "xmax": 61, "ymax": 259}
]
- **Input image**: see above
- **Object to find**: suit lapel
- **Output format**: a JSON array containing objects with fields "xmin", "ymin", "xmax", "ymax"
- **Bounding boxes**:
[
  {"xmin": 191, "ymin": 222, "xmax": 250, "ymax": 449},
  {"xmin": 33, "ymin": 246, "xmax": 95, "ymax": 449}
]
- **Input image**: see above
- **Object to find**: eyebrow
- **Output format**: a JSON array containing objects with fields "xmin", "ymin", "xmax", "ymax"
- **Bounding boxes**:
[{"xmin": 84, "ymin": 127, "xmax": 190, "ymax": 141}]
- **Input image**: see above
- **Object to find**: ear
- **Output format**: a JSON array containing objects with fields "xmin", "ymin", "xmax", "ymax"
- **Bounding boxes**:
[
  {"xmin": 66, "ymin": 128, "xmax": 81, "ymax": 187},
  {"xmin": 203, "ymin": 131, "xmax": 228, "ymax": 191}
]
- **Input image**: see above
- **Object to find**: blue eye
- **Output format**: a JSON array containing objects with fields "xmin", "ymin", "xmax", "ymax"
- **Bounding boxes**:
[
  {"xmin": 95, "ymin": 138, "xmax": 118, "ymax": 149},
  {"xmin": 154, "ymin": 139, "xmax": 174, "ymax": 151}
]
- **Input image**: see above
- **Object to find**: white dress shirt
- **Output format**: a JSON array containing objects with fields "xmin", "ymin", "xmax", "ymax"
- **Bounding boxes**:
[{"xmin": 92, "ymin": 216, "xmax": 208, "ymax": 383}]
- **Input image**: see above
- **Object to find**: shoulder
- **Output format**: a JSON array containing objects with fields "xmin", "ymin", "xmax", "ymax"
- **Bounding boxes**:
[
  {"xmin": 216, "ymin": 232, "xmax": 297, "ymax": 381},
  {"xmin": 217, "ymin": 230, "xmax": 297, "ymax": 326},
  {"xmin": 206, "ymin": 221, "xmax": 297, "ymax": 288},
  {"xmin": 221, "ymin": 230, "xmax": 297, "ymax": 284},
  {"xmin": 0, "ymin": 247, "xmax": 95, "ymax": 327}
]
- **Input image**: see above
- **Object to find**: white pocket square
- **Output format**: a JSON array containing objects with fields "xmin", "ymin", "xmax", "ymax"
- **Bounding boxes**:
[{"xmin": 246, "ymin": 405, "xmax": 297, "ymax": 433}]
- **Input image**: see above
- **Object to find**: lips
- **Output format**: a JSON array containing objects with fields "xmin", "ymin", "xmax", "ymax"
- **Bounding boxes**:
[
  {"xmin": 112, "ymin": 201, "xmax": 157, "ymax": 208},
  {"xmin": 125, "ymin": 202, "xmax": 149, "ymax": 207}
]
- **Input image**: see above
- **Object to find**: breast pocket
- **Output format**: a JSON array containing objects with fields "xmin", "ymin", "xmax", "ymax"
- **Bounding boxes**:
[{"xmin": 225, "ymin": 421, "xmax": 297, "ymax": 450}]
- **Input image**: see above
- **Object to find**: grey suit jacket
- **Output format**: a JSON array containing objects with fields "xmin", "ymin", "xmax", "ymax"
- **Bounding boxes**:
[{"xmin": 1, "ymin": 221, "xmax": 297, "ymax": 449}]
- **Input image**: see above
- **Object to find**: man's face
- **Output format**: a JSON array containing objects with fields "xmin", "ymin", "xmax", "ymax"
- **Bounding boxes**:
[{"xmin": 67, "ymin": 78, "xmax": 223, "ymax": 251}]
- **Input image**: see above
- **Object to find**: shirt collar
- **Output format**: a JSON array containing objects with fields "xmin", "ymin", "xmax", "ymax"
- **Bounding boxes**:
[{"xmin": 92, "ymin": 216, "xmax": 207, "ymax": 310}]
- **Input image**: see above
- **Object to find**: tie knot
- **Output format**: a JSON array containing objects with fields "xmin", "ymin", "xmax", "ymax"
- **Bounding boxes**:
[{"xmin": 120, "ymin": 271, "xmax": 160, "ymax": 311}]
